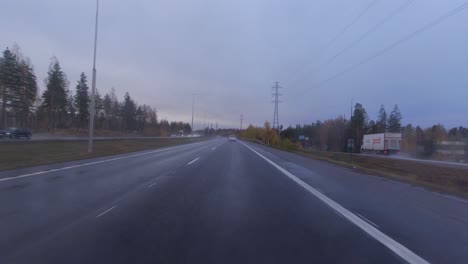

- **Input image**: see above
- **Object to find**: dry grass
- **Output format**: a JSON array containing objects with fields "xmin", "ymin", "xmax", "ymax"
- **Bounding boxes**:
[{"xmin": 0, "ymin": 138, "xmax": 205, "ymax": 171}]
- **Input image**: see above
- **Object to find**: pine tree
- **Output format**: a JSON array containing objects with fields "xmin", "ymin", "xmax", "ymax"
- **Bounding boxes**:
[
  {"xmin": 66, "ymin": 95, "xmax": 76, "ymax": 127},
  {"xmin": 366, "ymin": 120, "xmax": 377, "ymax": 134},
  {"xmin": 102, "ymin": 93, "xmax": 112, "ymax": 129},
  {"xmin": 376, "ymin": 104, "xmax": 387, "ymax": 133},
  {"xmin": 122, "ymin": 92, "xmax": 136, "ymax": 130},
  {"xmin": 387, "ymin": 104, "xmax": 402, "ymax": 133},
  {"xmin": 105, "ymin": 87, "xmax": 121, "ymax": 130},
  {"xmin": 0, "ymin": 48, "xmax": 21, "ymax": 128},
  {"xmin": 8, "ymin": 46, "xmax": 38, "ymax": 128},
  {"xmin": 136, "ymin": 106, "xmax": 145, "ymax": 131},
  {"xmin": 94, "ymin": 90, "xmax": 104, "ymax": 129},
  {"xmin": 95, "ymin": 90, "xmax": 103, "ymax": 113},
  {"xmin": 15, "ymin": 61, "xmax": 38, "ymax": 127},
  {"xmin": 0, "ymin": 46, "xmax": 38, "ymax": 128},
  {"xmin": 351, "ymin": 103, "xmax": 368, "ymax": 152},
  {"xmin": 111, "ymin": 100, "xmax": 122, "ymax": 130},
  {"xmin": 74, "ymin": 73, "xmax": 90, "ymax": 130},
  {"xmin": 42, "ymin": 59, "xmax": 68, "ymax": 132}
]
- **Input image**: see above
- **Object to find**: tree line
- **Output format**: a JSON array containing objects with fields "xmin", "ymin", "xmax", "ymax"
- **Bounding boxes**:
[
  {"xmin": 242, "ymin": 102, "xmax": 468, "ymax": 154},
  {"xmin": 0, "ymin": 46, "xmax": 191, "ymax": 136},
  {"xmin": 277, "ymin": 103, "xmax": 403, "ymax": 152}
]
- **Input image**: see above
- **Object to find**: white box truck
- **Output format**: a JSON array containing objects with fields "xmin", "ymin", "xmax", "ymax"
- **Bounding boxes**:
[{"xmin": 361, "ymin": 133, "xmax": 401, "ymax": 154}]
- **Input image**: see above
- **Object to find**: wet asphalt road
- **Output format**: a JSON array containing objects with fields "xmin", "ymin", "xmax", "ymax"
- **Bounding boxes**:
[{"xmin": 1, "ymin": 138, "xmax": 467, "ymax": 263}]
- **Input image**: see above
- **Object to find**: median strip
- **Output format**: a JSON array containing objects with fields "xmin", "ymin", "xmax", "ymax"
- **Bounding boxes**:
[
  {"xmin": 0, "ymin": 142, "xmax": 204, "ymax": 182},
  {"xmin": 0, "ymin": 138, "xmax": 207, "ymax": 171}
]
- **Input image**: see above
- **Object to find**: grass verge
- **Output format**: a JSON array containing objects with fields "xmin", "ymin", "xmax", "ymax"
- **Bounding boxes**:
[
  {"xmin": 0, "ymin": 138, "xmax": 206, "ymax": 171},
  {"xmin": 244, "ymin": 139, "xmax": 468, "ymax": 198},
  {"xmin": 297, "ymin": 149, "xmax": 468, "ymax": 198}
]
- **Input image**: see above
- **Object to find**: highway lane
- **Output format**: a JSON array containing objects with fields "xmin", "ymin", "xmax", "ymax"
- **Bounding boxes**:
[
  {"xmin": 241, "ymin": 143, "xmax": 468, "ymax": 263},
  {"xmin": 0, "ymin": 138, "xmax": 467, "ymax": 263},
  {"xmin": 3, "ymin": 134, "xmax": 467, "ymax": 169},
  {"xmin": 0, "ymin": 139, "xmax": 217, "ymax": 258}
]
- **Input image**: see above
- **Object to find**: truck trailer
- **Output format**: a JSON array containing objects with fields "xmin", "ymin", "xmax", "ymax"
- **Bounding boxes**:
[{"xmin": 361, "ymin": 133, "xmax": 401, "ymax": 154}]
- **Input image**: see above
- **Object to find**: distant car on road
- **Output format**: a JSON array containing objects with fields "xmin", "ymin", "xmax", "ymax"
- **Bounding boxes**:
[
  {"xmin": 228, "ymin": 135, "xmax": 236, "ymax": 142},
  {"xmin": 0, "ymin": 127, "xmax": 32, "ymax": 139}
]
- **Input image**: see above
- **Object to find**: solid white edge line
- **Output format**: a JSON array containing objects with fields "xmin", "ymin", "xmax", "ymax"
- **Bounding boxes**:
[
  {"xmin": 239, "ymin": 141, "xmax": 430, "ymax": 264},
  {"xmin": 356, "ymin": 213, "xmax": 380, "ymax": 229},
  {"xmin": 187, "ymin": 157, "xmax": 200, "ymax": 165},
  {"xmin": 96, "ymin": 205, "xmax": 117, "ymax": 218},
  {"xmin": 0, "ymin": 141, "xmax": 206, "ymax": 183}
]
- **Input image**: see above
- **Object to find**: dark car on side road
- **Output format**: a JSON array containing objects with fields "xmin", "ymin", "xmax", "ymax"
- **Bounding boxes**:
[{"xmin": 0, "ymin": 127, "xmax": 32, "ymax": 139}]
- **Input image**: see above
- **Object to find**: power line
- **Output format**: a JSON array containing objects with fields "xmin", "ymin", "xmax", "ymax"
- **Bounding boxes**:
[
  {"xmin": 291, "ymin": 0, "xmax": 414, "ymax": 91},
  {"xmin": 287, "ymin": 0, "xmax": 380, "ymax": 85},
  {"xmin": 324, "ymin": 0, "xmax": 380, "ymax": 51},
  {"xmin": 296, "ymin": 2, "xmax": 468, "ymax": 96}
]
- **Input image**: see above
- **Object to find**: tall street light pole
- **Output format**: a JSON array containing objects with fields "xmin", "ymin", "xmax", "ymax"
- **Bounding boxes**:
[
  {"xmin": 203, "ymin": 112, "xmax": 206, "ymax": 136},
  {"xmin": 351, "ymin": 98, "xmax": 354, "ymax": 152},
  {"xmin": 88, "ymin": 0, "xmax": 99, "ymax": 153},
  {"xmin": 191, "ymin": 94, "xmax": 198, "ymax": 137}
]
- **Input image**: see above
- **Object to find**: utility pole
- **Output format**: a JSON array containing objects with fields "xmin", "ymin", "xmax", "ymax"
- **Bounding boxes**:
[
  {"xmin": 240, "ymin": 113, "xmax": 243, "ymax": 130},
  {"xmin": 88, "ymin": 0, "xmax": 99, "ymax": 153},
  {"xmin": 272, "ymin": 82, "xmax": 281, "ymax": 131}
]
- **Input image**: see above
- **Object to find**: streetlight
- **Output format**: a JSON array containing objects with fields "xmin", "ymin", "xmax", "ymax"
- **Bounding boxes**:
[
  {"xmin": 351, "ymin": 98, "xmax": 359, "ymax": 153},
  {"xmin": 350, "ymin": 98, "xmax": 355, "ymax": 153},
  {"xmin": 191, "ymin": 93, "xmax": 199, "ymax": 137},
  {"xmin": 88, "ymin": 0, "xmax": 99, "ymax": 153},
  {"xmin": 203, "ymin": 112, "xmax": 206, "ymax": 136}
]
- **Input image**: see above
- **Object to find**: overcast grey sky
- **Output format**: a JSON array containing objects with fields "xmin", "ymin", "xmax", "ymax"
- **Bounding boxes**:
[{"xmin": 1, "ymin": 0, "xmax": 467, "ymax": 129}]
